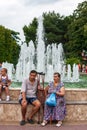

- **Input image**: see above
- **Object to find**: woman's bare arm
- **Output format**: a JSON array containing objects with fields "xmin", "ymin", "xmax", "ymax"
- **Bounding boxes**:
[{"xmin": 56, "ymin": 86, "xmax": 65, "ymax": 96}]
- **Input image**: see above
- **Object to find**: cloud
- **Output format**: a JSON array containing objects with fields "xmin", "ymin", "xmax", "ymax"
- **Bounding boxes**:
[
  {"xmin": 19, "ymin": 0, "xmax": 59, "ymax": 6},
  {"xmin": 0, "ymin": 0, "xmax": 85, "ymax": 42}
]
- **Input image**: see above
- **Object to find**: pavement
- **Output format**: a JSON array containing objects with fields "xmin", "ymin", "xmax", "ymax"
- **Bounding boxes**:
[{"xmin": 0, "ymin": 121, "xmax": 87, "ymax": 130}]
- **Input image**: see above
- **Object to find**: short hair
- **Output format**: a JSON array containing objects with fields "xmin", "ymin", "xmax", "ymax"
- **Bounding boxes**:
[
  {"xmin": 2, "ymin": 68, "xmax": 8, "ymax": 73},
  {"xmin": 30, "ymin": 70, "xmax": 37, "ymax": 75},
  {"xmin": 54, "ymin": 72, "xmax": 60, "ymax": 78}
]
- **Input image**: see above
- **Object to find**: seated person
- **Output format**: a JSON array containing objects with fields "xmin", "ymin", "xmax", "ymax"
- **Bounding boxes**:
[
  {"xmin": 0, "ymin": 68, "xmax": 11, "ymax": 101},
  {"xmin": 41, "ymin": 72, "xmax": 66, "ymax": 127},
  {"xmin": 0, "ymin": 62, "xmax": 2, "ymax": 75},
  {"xmin": 19, "ymin": 70, "xmax": 41, "ymax": 125}
]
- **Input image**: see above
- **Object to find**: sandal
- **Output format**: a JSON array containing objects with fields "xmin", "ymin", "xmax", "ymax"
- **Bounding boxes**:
[
  {"xmin": 56, "ymin": 121, "xmax": 62, "ymax": 127},
  {"xmin": 41, "ymin": 120, "xmax": 48, "ymax": 126}
]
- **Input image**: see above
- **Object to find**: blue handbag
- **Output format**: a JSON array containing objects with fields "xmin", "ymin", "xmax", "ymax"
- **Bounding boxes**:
[{"xmin": 45, "ymin": 93, "xmax": 57, "ymax": 107}]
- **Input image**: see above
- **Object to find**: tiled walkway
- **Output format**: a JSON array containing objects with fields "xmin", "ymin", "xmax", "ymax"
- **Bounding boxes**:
[{"xmin": 0, "ymin": 122, "xmax": 87, "ymax": 130}]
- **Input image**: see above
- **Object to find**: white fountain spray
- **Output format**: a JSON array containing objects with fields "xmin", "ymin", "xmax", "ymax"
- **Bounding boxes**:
[
  {"xmin": 36, "ymin": 16, "xmax": 45, "ymax": 73},
  {"xmin": 3, "ymin": 15, "xmax": 79, "ymax": 83}
]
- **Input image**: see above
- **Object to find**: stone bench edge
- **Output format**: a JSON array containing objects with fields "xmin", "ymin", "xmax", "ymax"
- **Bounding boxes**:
[{"xmin": 0, "ymin": 100, "xmax": 87, "ymax": 105}]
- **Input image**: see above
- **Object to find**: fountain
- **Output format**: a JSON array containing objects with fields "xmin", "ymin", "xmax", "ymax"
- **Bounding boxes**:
[
  {"xmin": 2, "ymin": 16, "xmax": 80, "ymax": 84},
  {"xmin": 36, "ymin": 16, "xmax": 45, "ymax": 73},
  {"xmin": 15, "ymin": 40, "xmax": 35, "ymax": 81},
  {"xmin": 15, "ymin": 16, "xmax": 79, "ymax": 83}
]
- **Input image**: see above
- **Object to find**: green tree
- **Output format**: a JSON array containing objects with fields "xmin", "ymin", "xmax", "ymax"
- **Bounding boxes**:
[
  {"xmin": 22, "ymin": 1, "xmax": 87, "ymax": 65},
  {"xmin": 23, "ymin": 18, "xmax": 37, "ymax": 47},
  {"xmin": 0, "ymin": 25, "xmax": 20, "ymax": 66},
  {"xmin": 65, "ymin": 1, "xmax": 87, "ymax": 63},
  {"xmin": 23, "ymin": 11, "xmax": 70, "ymax": 48},
  {"xmin": 43, "ymin": 11, "xmax": 70, "ymax": 46}
]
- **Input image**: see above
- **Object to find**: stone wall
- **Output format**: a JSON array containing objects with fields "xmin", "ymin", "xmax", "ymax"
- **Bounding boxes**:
[
  {"xmin": 65, "ymin": 88, "xmax": 87, "ymax": 101},
  {"xmin": 0, "ymin": 88, "xmax": 87, "ymax": 123},
  {"xmin": 2, "ymin": 88, "xmax": 87, "ymax": 101}
]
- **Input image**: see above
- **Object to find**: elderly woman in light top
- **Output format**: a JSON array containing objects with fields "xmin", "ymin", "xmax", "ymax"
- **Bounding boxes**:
[{"xmin": 41, "ymin": 72, "xmax": 66, "ymax": 127}]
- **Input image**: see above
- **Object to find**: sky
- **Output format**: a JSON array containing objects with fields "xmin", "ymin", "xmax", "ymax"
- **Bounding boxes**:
[{"xmin": 0, "ymin": 0, "xmax": 85, "ymax": 42}]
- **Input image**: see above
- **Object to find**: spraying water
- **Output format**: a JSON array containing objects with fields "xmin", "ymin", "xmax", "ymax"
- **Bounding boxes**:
[{"xmin": 2, "ymin": 16, "xmax": 79, "ymax": 83}]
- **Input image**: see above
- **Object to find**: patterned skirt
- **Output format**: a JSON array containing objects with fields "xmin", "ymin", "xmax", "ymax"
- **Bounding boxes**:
[{"xmin": 43, "ymin": 97, "xmax": 66, "ymax": 121}]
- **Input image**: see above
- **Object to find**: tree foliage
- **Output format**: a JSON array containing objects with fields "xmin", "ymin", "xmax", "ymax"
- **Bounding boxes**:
[
  {"xmin": 65, "ymin": 57, "xmax": 80, "ymax": 66},
  {"xmin": 43, "ymin": 11, "xmax": 70, "ymax": 46},
  {"xmin": 0, "ymin": 25, "xmax": 20, "ymax": 66},
  {"xmin": 1, "ymin": 0, "xmax": 86, "ymax": 66},
  {"xmin": 23, "ymin": 11, "xmax": 71, "ymax": 48},
  {"xmin": 65, "ymin": 1, "xmax": 87, "ymax": 63},
  {"xmin": 23, "ymin": 18, "xmax": 37, "ymax": 46},
  {"xmin": 22, "ymin": 1, "xmax": 87, "ymax": 65}
]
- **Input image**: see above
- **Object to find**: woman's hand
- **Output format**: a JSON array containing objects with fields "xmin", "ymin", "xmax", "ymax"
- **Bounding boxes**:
[
  {"xmin": 56, "ymin": 87, "xmax": 65, "ymax": 96},
  {"xmin": 56, "ymin": 91, "xmax": 60, "ymax": 95}
]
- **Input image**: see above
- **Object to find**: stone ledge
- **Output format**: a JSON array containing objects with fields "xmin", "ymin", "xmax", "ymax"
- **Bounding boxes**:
[
  {"xmin": 1, "ymin": 100, "xmax": 87, "ymax": 105},
  {"xmin": 0, "ymin": 88, "xmax": 87, "ymax": 122},
  {"xmin": 66, "ymin": 101, "xmax": 87, "ymax": 105},
  {"xmin": 0, "ymin": 100, "xmax": 18, "ymax": 104},
  {"xmin": 0, "ymin": 101, "xmax": 87, "ymax": 122},
  {"xmin": 66, "ymin": 88, "xmax": 87, "ymax": 91},
  {"xmin": 1, "ymin": 88, "xmax": 87, "ymax": 101}
]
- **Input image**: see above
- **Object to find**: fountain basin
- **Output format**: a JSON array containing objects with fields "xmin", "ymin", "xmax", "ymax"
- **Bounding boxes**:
[{"xmin": 11, "ymin": 74, "xmax": 87, "ymax": 89}]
